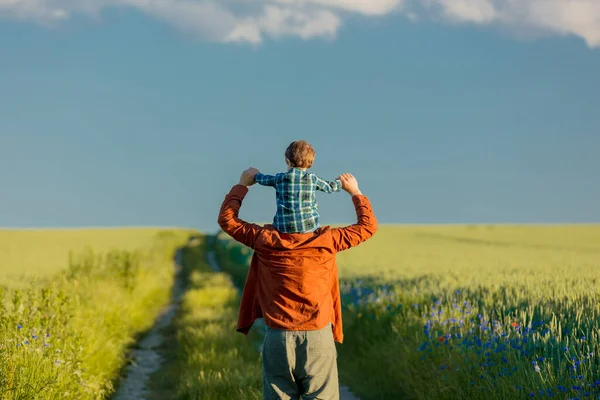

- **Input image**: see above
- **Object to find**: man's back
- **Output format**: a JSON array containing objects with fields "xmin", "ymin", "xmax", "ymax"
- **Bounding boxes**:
[{"xmin": 217, "ymin": 176, "xmax": 377, "ymax": 343}]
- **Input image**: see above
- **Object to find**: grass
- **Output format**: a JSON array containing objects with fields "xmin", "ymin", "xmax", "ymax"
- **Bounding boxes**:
[
  {"xmin": 0, "ymin": 228, "xmax": 168, "ymax": 288},
  {"xmin": 148, "ymin": 238, "xmax": 262, "ymax": 400},
  {"xmin": 0, "ymin": 228, "xmax": 191, "ymax": 399},
  {"xmin": 336, "ymin": 225, "xmax": 600, "ymax": 399},
  {"xmin": 215, "ymin": 224, "xmax": 600, "ymax": 399},
  {"xmin": 8, "ymin": 224, "xmax": 598, "ymax": 399}
]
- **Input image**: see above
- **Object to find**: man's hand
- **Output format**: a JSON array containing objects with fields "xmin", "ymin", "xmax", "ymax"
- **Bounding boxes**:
[
  {"xmin": 338, "ymin": 173, "xmax": 362, "ymax": 196},
  {"xmin": 239, "ymin": 167, "xmax": 259, "ymax": 187}
]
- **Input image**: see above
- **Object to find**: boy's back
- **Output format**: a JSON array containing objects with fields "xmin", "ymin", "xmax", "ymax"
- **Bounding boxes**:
[{"xmin": 254, "ymin": 140, "xmax": 342, "ymax": 233}]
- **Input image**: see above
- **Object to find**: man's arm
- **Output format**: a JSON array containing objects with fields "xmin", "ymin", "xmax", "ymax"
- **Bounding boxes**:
[
  {"xmin": 330, "ymin": 174, "xmax": 378, "ymax": 252},
  {"xmin": 217, "ymin": 168, "xmax": 262, "ymax": 249},
  {"xmin": 314, "ymin": 175, "xmax": 342, "ymax": 194},
  {"xmin": 254, "ymin": 172, "xmax": 277, "ymax": 187}
]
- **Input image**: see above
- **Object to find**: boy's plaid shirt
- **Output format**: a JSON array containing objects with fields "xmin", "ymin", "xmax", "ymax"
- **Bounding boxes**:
[{"xmin": 255, "ymin": 168, "xmax": 342, "ymax": 233}]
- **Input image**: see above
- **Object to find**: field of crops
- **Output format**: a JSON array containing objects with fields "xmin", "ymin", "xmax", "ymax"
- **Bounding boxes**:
[
  {"xmin": 0, "ymin": 228, "xmax": 192, "ymax": 399},
  {"xmin": 0, "ymin": 228, "xmax": 172, "ymax": 288},
  {"xmin": 216, "ymin": 225, "xmax": 600, "ymax": 399},
  {"xmin": 5, "ymin": 225, "xmax": 600, "ymax": 399}
]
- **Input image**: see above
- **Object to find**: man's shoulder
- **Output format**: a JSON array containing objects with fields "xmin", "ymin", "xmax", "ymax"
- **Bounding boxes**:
[{"xmin": 254, "ymin": 226, "xmax": 334, "ymax": 251}]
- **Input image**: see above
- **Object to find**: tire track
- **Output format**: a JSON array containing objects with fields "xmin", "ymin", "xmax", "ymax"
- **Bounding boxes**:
[{"xmin": 112, "ymin": 249, "xmax": 185, "ymax": 400}]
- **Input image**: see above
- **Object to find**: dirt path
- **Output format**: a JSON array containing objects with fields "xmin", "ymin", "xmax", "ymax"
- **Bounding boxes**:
[
  {"xmin": 112, "ymin": 250, "xmax": 185, "ymax": 400},
  {"xmin": 206, "ymin": 251, "xmax": 361, "ymax": 400},
  {"xmin": 111, "ymin": 249, "xmax": 360, "ymax": 400}
]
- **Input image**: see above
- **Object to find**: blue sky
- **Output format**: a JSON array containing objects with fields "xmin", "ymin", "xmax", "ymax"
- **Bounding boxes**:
[{"xmin": 1, "ymin": 1, "xmax": 599, "ymax": 233}]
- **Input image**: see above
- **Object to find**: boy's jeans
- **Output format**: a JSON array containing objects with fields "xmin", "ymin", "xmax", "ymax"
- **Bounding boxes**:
[{"xmin": 262, "ymin": 323, "xmax": 339, "ymax": 400}]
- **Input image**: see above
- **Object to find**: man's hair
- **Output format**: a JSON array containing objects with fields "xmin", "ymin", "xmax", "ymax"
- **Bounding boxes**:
[{"xmin": 285, "ymin": 140, "xmax": 315, "ymax": 169}]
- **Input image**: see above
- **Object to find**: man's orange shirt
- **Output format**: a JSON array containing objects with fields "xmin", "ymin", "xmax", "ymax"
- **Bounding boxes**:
[{"xmin": 218, "ymin": 184, "xmax": 377, "ymax": 343}]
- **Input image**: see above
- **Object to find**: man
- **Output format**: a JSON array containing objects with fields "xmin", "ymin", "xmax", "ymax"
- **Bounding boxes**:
[{"xmin": 218, "ymin": 167, "xmax": 378, "ymax": 400}]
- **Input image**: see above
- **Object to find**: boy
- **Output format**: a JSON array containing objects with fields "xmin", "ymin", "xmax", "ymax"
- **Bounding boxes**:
[{"xmin": 254, "ymin": 140, "xmax": 342, "ymax": 233}]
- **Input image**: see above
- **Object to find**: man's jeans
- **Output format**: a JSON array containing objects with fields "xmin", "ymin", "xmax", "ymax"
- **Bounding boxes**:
[{"xmin": 262, "ymin": 323, "xmax": 339, "ymax": 400}]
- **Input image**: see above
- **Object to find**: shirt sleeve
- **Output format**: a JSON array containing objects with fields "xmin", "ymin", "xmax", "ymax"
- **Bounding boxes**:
[
  {"xmin": 314, "ymin": 175, "xmax": 342, "ymax": 193},
  {"xmin": 330, "ymin": 195, "xmax": 378, "ymax": 252},
  {"xmin": 254, "ymin": 172, "xmax": 277, "ymax": 187},
  {"xmin": 217, "ymin": 185, "xmax": 262, "ymax": 249}
]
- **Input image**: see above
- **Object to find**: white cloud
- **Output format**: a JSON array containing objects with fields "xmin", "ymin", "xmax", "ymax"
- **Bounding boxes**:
[
  {"xmin": 429, "ymin": 0, "xmax": 498, "ymax": 23},
  {"xmin": 0, "ymin": 0, "xmax": 600, "ymax": 47},
  {"xmin": 416, "ymin": 0, "xmax": 600, "ymax": 47}
]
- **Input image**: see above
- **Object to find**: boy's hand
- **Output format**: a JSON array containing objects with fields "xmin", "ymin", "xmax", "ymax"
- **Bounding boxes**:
[
  {"xmin": 239, "ymin": 167, "xmax": 259, "ymax": 187},
  {"xmin": 338, "ymin": 173, "xmax": 362, "ymax": 196}
]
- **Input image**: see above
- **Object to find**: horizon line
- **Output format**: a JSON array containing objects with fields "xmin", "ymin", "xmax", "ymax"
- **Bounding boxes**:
[{"xmin": 2, "ymin": 222, "xmax": 600, "ymax": 233}]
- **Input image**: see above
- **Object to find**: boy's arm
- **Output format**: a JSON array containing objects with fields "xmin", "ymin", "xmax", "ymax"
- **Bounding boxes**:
[
  {"xmin": 254, "ymin": 172, "xmax": 277, "ymax": 187},
  {"xmin": 314, "ymin": 175, "xmax": 343, "ymax": 193}
]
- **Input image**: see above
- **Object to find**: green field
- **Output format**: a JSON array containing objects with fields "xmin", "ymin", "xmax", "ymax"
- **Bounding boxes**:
[
  {"xmin": 335, "ymin": 225, "xmax": 600, "ymax": 399},
  {"xmin": 0, "ymin": 228, "xmax": 171, "ymax": 287},
  {"xmin": 216, "ymin": 225, "xmax": 600, "ymax": 399},
  {"xmin": 4, "ymin": 225, "xmax": 600, "ymax": 399},
  {"xmin": 0, "ymin": 228, "xmax": 192, "ymax": 399}
]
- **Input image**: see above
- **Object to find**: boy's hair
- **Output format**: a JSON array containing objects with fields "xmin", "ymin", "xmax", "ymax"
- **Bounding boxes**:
[{"xmin": 285, "ymin": 140, "xmax": 315, "ymax": 169}]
